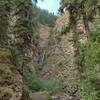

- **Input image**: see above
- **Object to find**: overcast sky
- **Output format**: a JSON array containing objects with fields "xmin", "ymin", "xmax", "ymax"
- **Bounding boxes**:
[{"xmin": 37, "ymin": 0, "xmax": 60, "ymax": 14}]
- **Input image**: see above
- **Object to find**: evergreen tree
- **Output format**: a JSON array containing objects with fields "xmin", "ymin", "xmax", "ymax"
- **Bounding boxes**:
[
  {"xmin": 10, "ymin": 0, "xmax": 37, "ymax": 74},
  {"xmin": 0, "ymin": 0, "xmax": 11, "ymax": 45}
]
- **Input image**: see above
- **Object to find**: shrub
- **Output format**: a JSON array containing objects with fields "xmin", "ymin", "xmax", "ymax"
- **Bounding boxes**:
[
  {"xmin": 75, "ymin": 31, "xmax": 100, "ymax": 100},
  {"xmin": 24, "ymin": 72, "xmax": 63, "ymax": 93}
]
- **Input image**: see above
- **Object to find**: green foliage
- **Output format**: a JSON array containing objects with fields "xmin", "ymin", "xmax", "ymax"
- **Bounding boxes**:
[
  {"xmin": 33, "ymin": 4, "xmax": 57, "ymax": 27},
  {"xmin": 60, "ymin": 0, "xmax": 100, "ymax": 32},
  {"xmin": 0, "ymin": 48, "xmax": 11, "ymax": 57},
  {"xmin": 60, "ymin": 1, "xmax": 100, "ymax": 99},
  {"xmin": 24, "ymin": 72, "xmax": 63, "ymax": 93},
  {"xmin": 0, "ymin": 0, "xmax": 11, "ymax": 44},
  {"xmin": 75, "ymin": 27, "xmax": 100, "ymax": 99},
  {"xmin": 0, "ymin": 64, "xmax": 12, "ymax": 75}
]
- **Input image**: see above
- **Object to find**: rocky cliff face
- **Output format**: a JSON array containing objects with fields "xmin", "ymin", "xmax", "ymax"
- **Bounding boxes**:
[
  {"xmin": 38, "ymin": 11, "xmax": 81, "ymax": 100},
  {"xmin": 54, "ymin": 11, "xmax": 70, "ymax": 32}
]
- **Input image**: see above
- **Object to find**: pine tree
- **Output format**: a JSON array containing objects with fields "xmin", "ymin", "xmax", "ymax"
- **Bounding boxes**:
[
  {"xmin": 9, "ymin": 0, "xmax": 37, "ymax": 74},
  {"xmin": 0, "ymin": 0, "xmax": 11, "ymax": 45}
]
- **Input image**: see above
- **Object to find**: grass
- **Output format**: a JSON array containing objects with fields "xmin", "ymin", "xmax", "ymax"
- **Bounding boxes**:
[{"xmin": 24, "ymin": 72, "xmax": 63, "ymax": 94}]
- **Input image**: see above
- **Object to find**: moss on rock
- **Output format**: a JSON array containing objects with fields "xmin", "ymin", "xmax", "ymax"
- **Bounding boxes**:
[{"xmin": 0, "ymin": 48, "xmax": 11, "ymax": 57}]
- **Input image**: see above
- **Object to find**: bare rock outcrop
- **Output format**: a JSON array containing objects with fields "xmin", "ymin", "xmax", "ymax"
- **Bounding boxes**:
[{"xmin": 39, "ymin": 11, "xmax": 81, "ymax": 100}]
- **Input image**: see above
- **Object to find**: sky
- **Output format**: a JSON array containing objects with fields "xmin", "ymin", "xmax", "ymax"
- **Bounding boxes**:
[{"xmin": 37, "ymin": 0, "xmax": 60, "ymax": 15}]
